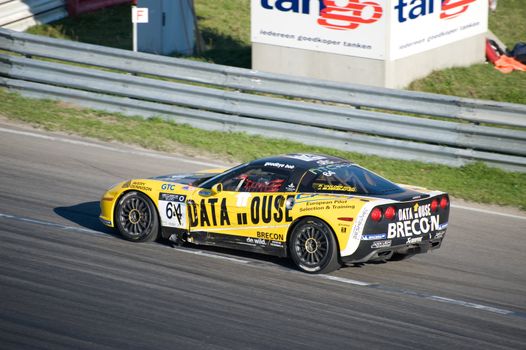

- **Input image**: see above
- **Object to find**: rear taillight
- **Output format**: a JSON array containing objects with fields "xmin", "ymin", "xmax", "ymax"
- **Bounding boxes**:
[
  {"xmin": 371, "ymin": 208, "xmax": 382, "ymax": 221},
  {"xmin": 384, "ymin": 206, "xmax": 396, "ymax": 220},
  {"xmin": 431, "ymin": 199, "xmax": 439, "ymax": 212},
  {"xmin": 440, "ymin": 196, "xmax": 449, "ymax": 209}
]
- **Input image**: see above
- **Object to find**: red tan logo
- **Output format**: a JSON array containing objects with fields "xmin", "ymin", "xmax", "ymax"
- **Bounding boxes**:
[
  {"xmin": 440, "ymin": 0, "xmax": 476, "ymax": 19},
  {"xmin": 318, "ymin": 0, "xmax": 383, "ymax": 30}
]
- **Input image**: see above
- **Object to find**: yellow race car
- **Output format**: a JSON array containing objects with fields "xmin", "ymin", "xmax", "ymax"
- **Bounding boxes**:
[{"xmin": 100, "ymin": 154, "xmax": 449, "ymax": 273}]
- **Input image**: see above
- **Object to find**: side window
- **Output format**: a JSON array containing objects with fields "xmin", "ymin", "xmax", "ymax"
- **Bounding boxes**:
[
  {"xmin": 299, "ymin": 165, "xmax": 402, "ymax": 195},
  {"xmin": 222, "ymin": 167, "xmax": 289, "ymax": 192},
  {"xmin": 310, "ymin": 171, "xmax": 359, "ymax": 193}
]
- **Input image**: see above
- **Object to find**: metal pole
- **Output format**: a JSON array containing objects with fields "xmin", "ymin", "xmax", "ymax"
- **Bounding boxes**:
[
  {"xmin": 133, "ymin": 21, "xmax": 137, "ymax": 52},
  {"xmin": 132, "ymin": 1, "xmax": 137, "ymax": 52}
]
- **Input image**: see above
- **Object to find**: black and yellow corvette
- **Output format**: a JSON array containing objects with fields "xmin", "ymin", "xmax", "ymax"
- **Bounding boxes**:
[{"xmin": 100, "ymin": 154, "xmax": 450, "ymax": 273}]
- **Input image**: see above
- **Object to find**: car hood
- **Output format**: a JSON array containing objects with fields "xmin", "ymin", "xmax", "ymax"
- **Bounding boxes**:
[{"xmin": 151, "ymin": 169, "xmax": 224, "ymax": 186}]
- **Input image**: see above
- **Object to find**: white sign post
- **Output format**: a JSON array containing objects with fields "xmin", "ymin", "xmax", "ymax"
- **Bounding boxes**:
[{"xmin": 132, "ymin": 6, "xmax": 149, "ymax": 52}]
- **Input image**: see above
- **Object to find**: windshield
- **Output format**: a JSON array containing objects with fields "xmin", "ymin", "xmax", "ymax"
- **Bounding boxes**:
[
  {"xmin": 199, "ymin": 163, "xmax": 292, "ymax": 192},
  {"xmin": 199, "ymin": 163, "xmax": 248, "ymax": 189},
  {"xmin": 299, "ymin": 164, "xmax": 403, "ymax": 195}
]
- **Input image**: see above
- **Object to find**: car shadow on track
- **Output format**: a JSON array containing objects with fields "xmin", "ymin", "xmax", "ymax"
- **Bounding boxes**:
[
  {"xmin": 54, "ymin": 201, "xmax": 296, "ymax": 270},
  {"xmin": 53, "ymin": 202, "xmax": 391, "ymax": 271},
  {"xmin": 54, "ymin": 201, "xmax": 116, "ymax": 236}
]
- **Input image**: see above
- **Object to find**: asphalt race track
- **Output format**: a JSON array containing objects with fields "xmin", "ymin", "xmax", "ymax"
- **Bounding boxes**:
[{"xmin": 1, "ymin": 122, "xmax": 525, "ymax": 349}]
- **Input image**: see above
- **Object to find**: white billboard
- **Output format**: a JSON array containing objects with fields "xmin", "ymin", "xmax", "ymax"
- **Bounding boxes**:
[
  {"xmin": 251, "ymin": 0, "xmax": 488, "ymax": 61},
  {"xmin": 251, "ymin": 0, "xmax": 387, "ymax": 59},
  {"xmin": 389, "ymin": 0, "xmax": 488, "ymax": 60}
]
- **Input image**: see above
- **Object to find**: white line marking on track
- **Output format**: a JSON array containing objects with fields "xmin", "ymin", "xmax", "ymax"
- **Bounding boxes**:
[
  {"xmin": 451, "ymin": 204, "xmax": 526, "ymax": 220},
  {"xmin": 320, "ymin": 275, "xmax": 372, "ymax": 286},
  {"xmin": 426, "ymin": 296, "xmax": 514, "ymax": 315},
  {"xmin": 0, "ymin": 212, "xmax": 250, "ymax": 265},
  {"xmin": 0, "ymin": 213, "xmax": 107, "ymax": 236},
  {"xmin": 2, "ymin": 211, "xmax": 525, "ymax": 319},
  {"xmin": 0, "ymin": 126, "xmax": 225, "ymax": 168}
]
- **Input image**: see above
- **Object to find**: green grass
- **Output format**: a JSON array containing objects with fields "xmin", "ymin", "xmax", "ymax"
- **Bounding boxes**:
[
  {"xmin": 409, "ymin": 62, "xmax": 526, "ymax": 104},
  {"xmin": 409, "ymin": 0, "xmax": 526, "ymax": 103},
  {"xmin": 194, "ymin": 0, "xmax": 251, "ymax": 67},
  {"xmin": 1, "ymin": 88, "xmax": 525, "ymax": 210},
  {"xmin": 26, "ymin": 4, "xmax": 132, "ymax": 50},
  {"xmin": 488, "ymin": 0, "xmax": 525, "ymax": 48}
]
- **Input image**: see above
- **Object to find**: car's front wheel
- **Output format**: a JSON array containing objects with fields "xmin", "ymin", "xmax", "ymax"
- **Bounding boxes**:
[
  {"xmin": 289, "ymin": 218, "xmax": 340, "ymax": 274},
  {"xmin": 115, "ymin": 191, "xmax": 159, "ymax": 242}
]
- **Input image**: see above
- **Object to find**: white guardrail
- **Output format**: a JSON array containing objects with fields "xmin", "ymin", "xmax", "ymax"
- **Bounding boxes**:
[
  {"xmin": 0, "ymin": 28, "xmax": 525, "ymax": 172},
  {"xmin": 0, "ymin": 0, "xmax": 67, "ymax": 31}
]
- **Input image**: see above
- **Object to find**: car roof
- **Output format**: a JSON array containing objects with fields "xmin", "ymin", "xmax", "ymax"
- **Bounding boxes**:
[{"xmin": 249, "ymin": 153, "xmax": 350, "ymax": 173}]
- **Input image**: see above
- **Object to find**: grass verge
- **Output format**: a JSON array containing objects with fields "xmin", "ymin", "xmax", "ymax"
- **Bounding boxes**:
[
  {"xmin": 1, "ymin": 88, "xmax": 525, "ymax": 210},
  {"xmin": 408, "ymin": 63, "xmax": 526, "ymax": 105},
  {"xmin": 409, "ymin": 0, "xmax": 526, "ymax": 103}
]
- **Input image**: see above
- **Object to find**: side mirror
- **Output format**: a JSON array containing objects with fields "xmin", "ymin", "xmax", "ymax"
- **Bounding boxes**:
[
  {"xmin": 276, "ymin": 196, "xmax": 295, "ymax": 210},
  {"xmin": 285, "ymin": 196, "xmax": 295, "ymax": 210},
  {"xmin": 211, "ymin": 183, "xmax": 223, "ymax": 195}
]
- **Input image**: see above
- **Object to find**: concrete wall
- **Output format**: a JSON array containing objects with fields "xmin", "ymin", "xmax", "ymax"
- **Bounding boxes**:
[
  {"xmin": 252, "ymin": 33, "xmax": 486, "ymax": 89},
  {"xmin": 385, "ymin": 33, "xmax": 486, "ymax": 88}
]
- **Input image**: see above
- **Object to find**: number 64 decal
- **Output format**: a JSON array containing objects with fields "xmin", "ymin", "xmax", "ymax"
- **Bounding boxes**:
[
  {"xmin": 159, "ymin": 200, "xmax": 187, "ymax": 228},
  {"xmin": 166, "ymin": 202, "xmax": 183, "ymax": 224}
]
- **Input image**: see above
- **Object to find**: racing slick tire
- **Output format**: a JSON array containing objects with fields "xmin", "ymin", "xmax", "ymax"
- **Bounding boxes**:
[
  {"xmin": 290, "ymin": 218, "xmax": 341, "ymax": 274},
  {"xmin": 115, "ymin": 191, "xmax": 159, "ymax": 242}
]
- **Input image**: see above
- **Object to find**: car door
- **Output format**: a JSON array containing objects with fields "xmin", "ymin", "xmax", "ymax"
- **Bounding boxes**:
[{"xmin": 187, "ymin": 166, "xmax": 295, "ymax": 253}]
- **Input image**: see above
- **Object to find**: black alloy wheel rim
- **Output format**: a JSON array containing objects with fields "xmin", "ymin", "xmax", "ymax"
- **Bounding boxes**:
[
  {"xmin": 294, "ymin": 225, "xmax": 329, "ymax": 267},
  {"xmin": 119, "ymin": 196, "xmax": 152, "ymax": 236}
]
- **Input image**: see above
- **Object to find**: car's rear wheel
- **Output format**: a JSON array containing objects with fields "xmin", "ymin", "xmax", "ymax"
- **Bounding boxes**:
[
  {"xmin": 289, "ymin": 218, "xmax": 340, "ymax": 274},
  {"xmin": 116, "ymin": 191, "xmax": 159, "ymax": 242}
]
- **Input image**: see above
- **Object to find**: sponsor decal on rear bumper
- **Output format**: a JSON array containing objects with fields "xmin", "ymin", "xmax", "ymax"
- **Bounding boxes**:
[
  {"xmin": 388, "ymin": 216, "xmax": 440, "ymax": 238},
  {"xmin": 387, "ymin": 203, "xmax": 439, "ymax": 239},
  {"xmin": 362, "ymin": 233, "xmax": 387, "ymax": 240},
  {"xmin": 371, "ymin": 240, "xmax": 392, "ymax": 249}
]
